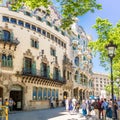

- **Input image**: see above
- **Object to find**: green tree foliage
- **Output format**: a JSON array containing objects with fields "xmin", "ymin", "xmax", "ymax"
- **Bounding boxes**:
[
  {"xmin": 89, "ymin": 18, "xmax": 120, "ymax": 79},
  {"xmin": 105, "ymin": 83, "xmax": 120, "ymax": 97},
  {"xmin": 9, "ymin": 0, "xmax": 102, "ymax": 29}
]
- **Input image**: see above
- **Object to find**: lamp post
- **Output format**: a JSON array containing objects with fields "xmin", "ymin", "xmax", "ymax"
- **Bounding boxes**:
[{"xmin": 106, "ymin": 41, "xmax": 117, "ymax": 120}]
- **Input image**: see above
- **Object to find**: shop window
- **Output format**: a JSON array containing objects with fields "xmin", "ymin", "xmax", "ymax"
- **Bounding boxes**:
[
  {"xmin": 43, "ymin": 88, "xmax": 47, "ymax": 100},
  {"xmin": 38, "ymin": 88, "xmax": 42, "ymax": 100},
  {"xmin": 33, "ymin": 87, "xmax": 37, "ymax": 100}
]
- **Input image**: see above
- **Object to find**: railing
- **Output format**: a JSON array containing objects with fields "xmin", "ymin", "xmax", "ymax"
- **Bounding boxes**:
[
  {"xmin": 0, "ymin": 34, "xmax": 20, "ymax": 45},
  {"xmin": 0, "ymin": 106, "xmax": 8, "ymax": 120},
  {"xmin": 22, "ymin": 68, "xmax": 66, "ymax": 84}
]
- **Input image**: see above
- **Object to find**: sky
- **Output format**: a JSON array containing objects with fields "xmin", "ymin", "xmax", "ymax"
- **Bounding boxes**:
[{"xmin": 78, "ymin": 0, "xmax": 120, "ymax": 74}]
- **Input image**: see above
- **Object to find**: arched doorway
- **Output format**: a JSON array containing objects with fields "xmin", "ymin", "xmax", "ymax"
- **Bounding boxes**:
[
  {"xmin": 0, "ymin": 87, "xmax": 3, "ymax": 99},
  {"xmin": 63, "ymin": 91, "xmax": 68, "ymax": 99},
  {"xmin": 10, "ymin": 85, "xmax": 23, "ymax": 111}
]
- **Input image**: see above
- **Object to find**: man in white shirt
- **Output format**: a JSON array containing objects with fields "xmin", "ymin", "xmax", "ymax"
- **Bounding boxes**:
[{"xmin": 72, "ymin": 97, "xmax": 77, "ymax": 113}]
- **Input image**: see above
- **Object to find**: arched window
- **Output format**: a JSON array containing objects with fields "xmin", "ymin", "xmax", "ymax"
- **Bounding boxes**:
[
  {"xmin": 74, "ymin": 71, "xmax": 78, "ymax": 82},
  {"xmin": 8, "ymin": 55, "xmax": 13, "ymax": 67},
  {"xmin": 3, "ymin": 30, "xmax": 10, "ymax": 41},
  {"xmin": 2, "ymin": 54, "xmax": 6, "ymax": 67},
  {"xmin": 74, "ymin": 56, "xmax": 79, "ymax": 66}
]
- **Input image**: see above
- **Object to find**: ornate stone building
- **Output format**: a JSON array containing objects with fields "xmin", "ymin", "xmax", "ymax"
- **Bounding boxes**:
[{"xmin": 0, "ymin": 1, "xmax": 94, "ymax": 110}]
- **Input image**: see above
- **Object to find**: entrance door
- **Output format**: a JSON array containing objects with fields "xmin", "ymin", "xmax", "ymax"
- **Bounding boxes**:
[
  {"xmin": 10, "ymin": 85, "xmax": 23, "ymax": 110},
  {"xmin": 0, "ymin": 87, "xmax": 3, "ymax": 99}
]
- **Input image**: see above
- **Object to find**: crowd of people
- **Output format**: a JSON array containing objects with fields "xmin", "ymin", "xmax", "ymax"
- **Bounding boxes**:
[{"xmin": 64, "ymin": 97, "xmax": 120, "ymax": 120}]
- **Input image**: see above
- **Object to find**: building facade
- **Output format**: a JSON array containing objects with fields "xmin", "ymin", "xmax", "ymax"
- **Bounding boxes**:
[
  {"xmin": 0, "ymin": 1, "xmax": 94, "ymax": 110},
  {"xmin": 93, "ymin": 73, "xmax": 110, "ymax": 99}
]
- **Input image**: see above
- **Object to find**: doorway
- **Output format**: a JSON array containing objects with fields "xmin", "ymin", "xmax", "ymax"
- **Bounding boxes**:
[
  {"xmin": 0, "ymin": 87, "xmax": 3, "ymax": 103},
  {"xmin": 10, "ymin": 85, "xmax": 23, "ymax": 110}
]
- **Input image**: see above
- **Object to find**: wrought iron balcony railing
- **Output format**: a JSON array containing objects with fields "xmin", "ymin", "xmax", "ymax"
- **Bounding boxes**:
[{"xmin": 22, "ymin": 68, "xmax": 66, "ymax": 84}]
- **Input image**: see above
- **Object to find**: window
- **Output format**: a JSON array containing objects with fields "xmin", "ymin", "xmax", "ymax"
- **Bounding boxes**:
[
  {"xmin": 40, "ymin": 63, "xmax": 48, "ymax": 78},
  {"xmin": 64, "ymin": 43, "xmax": 66, "ymax": 48},
  {"xmin": 46, "ymin": 21, "xmax": 52, "ymax": 27},
  {"xmin": 61, "ymin": 31, "xmax": 65, "ymax": 36},
  {"xmin": 25, "ymin": 11, "xmax": 31, "ymax": 16},
  {"xmin": 37, "ymin": 16, "xmax": 43, "ymax": 21},
  {"xmin": 10, "ymin": 18, "xmax": 17, "ymax": 24},
  {"xmin": 42, "ymin": 30, "xmax": 46, "ymax": 36},
  {"xmin": 24, "ymin": 57, "xmax": 32, "ymax": 74},
  {"xmin": 54, "ymin": 26, "xmax": 59, "ymax": 31},
  {"xmin": 25, "ymin": 23, "xmax": 30, "ymax": 29},
  {"xmin": 38, "ymin": 88, "xmax": 42, "ymax": 100},
  {"xmin": 47, "ymin": 32, "xmax": 50, "ymax": 38},
  {"xmin": 55, "ymin": 37, "xmax": 57, "ymax": 43},
  {"xmin": 37, "ymin": 28, "xmax": 41, "ymax": 33},
  {"xmin": 33, "ymin": 87, "xmax": 37, "ymax": 100},
  {"xmin": 18, "ymin": 20, "xmax": 24, "ymax": 26},
  {"xmin": 3, "ymin": 16, "xmax": 9, "ymax": 22},
  {"xmin": 53, "ymin": 68, "xmax": 59, "ymax": 80},
  {"xmin": 78, "ymin": 34, "xmax": 80, "ymax": 39},
  {"xmin": 50, "ymin": 48, "xmax": 56, "ymax": 56},
  {"xmin": 74, "ymin": 57, "xmax": 79, "ymax": 66},
  {"xmin": 32, "ymin": 25, "xmax": 36, "ymax": 31},
  {"xmin": 1, "ymin": 54, "xmax": 13, "ymax": 67},
  {"xmin": 3, "ymin": 30, "xmax": 10, "ymax": 41},
  {"xmin": 31, "ymin": 39, "xmax": 39, "ymax": 48},
  {"xmin": 43, "ymin": 88, "xmax": 47, "ymax": 100},
  {"xmin": 58, "ymin": 39, "xmax": 60, "ymax": 45},
  {"xmin": 51, "ymin": 35, "xmax": 54, "ymax": 41}
]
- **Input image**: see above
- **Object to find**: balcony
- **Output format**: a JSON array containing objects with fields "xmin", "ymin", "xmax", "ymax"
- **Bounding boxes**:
[
  {"xmin": 22, "ymin": 68, "xmax": 66, "ymax": 84},
  {"xmin": 0, "ymin": 34, "xmax": 20, "ymax": 50}
]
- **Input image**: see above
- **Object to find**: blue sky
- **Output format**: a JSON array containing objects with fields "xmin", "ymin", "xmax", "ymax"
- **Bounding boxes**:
[{"xmin": 78, "ymin": 0, "xmax": 120, "ymax": 74}]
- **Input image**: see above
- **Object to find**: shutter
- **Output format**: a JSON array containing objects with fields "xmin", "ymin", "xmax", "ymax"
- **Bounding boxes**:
[
  {"xmin": 23, "ymin": 58, "xmax": 26, "ymax": 73},
  {"xmin": 40, "ymin": 63, "xmax": 44, "ymax": 76},
  {"xmin": 32, "ymin": 61, "xmax": 36, "ymax": 75},
  {"xmin": 0, "ymin": 30, "xmax": 3, "ymax": 40},
  {"xmin": 47, "ymin": 66, "xmax": 50, "ymax": 78},
  {"xmin": 58, "ymin": 70, "xmax": 61, "ymax": 81},
  {"xmin": 37, "ymin": 42, "xmax": 39, "ymax": 48},
  {"xmin": 10, "ymin": 32, "xmax": 14, "ymax": 41},
  {"xmin": 53, "ymin": 68, "xmax": 56, "ymax": 80}
]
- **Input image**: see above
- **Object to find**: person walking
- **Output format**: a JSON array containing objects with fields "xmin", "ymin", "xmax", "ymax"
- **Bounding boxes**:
[
  {"xmin": 50, "ymin": 96, "xmax": 54, "ymax": 109},
  {"xmin": 72, "ymin": 97, "xmax": 77, "ymax": 113},
  {"xmin": 101, "ymin": 98, "xmax": 108, "ymax": 120},
  {"xmin": 92, "ymin": 99, "xmax": 99, "ymax": 119},
  {"xmin": 65, "ymin": 98, "xmax": 69, "ymax": 111},
  {"xmin": 81, "ymin": 100, "xmax": 87, "ymax": 117}
]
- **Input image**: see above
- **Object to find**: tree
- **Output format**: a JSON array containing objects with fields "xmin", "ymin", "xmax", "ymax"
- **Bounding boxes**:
[
  {"xmin": 89, "ymin": 18, "xmax": 120, "ymax": 79},
  {"xmin": 8, "ymin": 0, "xmax": 102, "ymax": 29},
  {"xmin": 105, "ymin": 83, "xmax": 120, "ymax": 98}
]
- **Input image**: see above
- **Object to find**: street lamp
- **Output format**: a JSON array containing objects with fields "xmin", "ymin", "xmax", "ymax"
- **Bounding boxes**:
[{"xmin": 106, "ymin": 41, "xmax": 117, "ymax": 120}]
